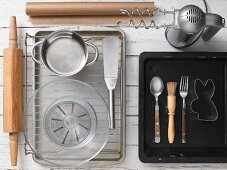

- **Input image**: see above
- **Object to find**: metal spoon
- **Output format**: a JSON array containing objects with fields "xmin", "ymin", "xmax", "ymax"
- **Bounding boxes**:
[{"xmin": 150, "ymin": 76, "xmax": 164, "ymax": 143}]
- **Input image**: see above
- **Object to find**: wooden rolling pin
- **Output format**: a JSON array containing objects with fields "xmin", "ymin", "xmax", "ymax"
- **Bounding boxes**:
[
  {"xmin": 3, "ymin": 16, "xmax": 23, "ymax": 166},
  {"xmin": 26, "ymin": 2, "xmax": 155, "ymax": 16},
  {"xmin": 167, "ymin": 82, "xmax": 177, "ymax": 144},
  {"xmin": 28, "ymin": 15, "xmax": 151, "ymax": 25}
]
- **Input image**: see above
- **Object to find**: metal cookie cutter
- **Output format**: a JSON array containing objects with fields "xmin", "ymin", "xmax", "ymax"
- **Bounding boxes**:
[{"xmin": 190, "ymin": 79, "xmax": 218, "ymax": 121}]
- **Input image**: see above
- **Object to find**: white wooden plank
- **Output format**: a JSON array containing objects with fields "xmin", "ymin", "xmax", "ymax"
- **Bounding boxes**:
[
  {"xmin": 1, "ymin": 0, "xmax": 227, "ymax": 169},
  {"xmin": 1, "ymin": 27, "xmax": 227, "ymax": 57},
  {"xmin": 0, "ymin": 27, "xmax": 226, "ymax": 86},
  {"xmin": 0, "ymin": 0, "xmax": 227, "ymax": 27},
  {"xmin": 126, "ymin": 86, "xmax": 138, "ymax": 115},
  {"xmin": 2, "ymin": 116, "xmax": 227, "ymax": 169},
  {"xmin": 0, "ymin": 116, "xmax": 137, "ymax": 169},
  {"xmin": 0, "ymin": 53, "xmax": 140, "ymax": 86},
  {"xmin": 2, "ymin": 145, "xmax": 227, "ymax": 169},
  {"xmin": 0, "ymin": 86, "xmax": 138, "ymax": 118},
  {"xmin": 126, "ymin": 56, "xmax": 139, "ymax": 86}
]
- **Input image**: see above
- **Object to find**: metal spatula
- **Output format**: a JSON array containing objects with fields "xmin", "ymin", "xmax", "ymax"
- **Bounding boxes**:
[{"xmin": 103, "ymin": 36, "xmax": 120, "ymax": 129}]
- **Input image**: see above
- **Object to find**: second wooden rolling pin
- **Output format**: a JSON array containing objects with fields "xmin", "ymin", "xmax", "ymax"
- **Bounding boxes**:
[
  {"xmin": 3, "ymin": 16, "xmax": 23, "ymax": 166},
  {"xmin": 26, "ymin": 2, "xmax": 155, "ymax": 16}
]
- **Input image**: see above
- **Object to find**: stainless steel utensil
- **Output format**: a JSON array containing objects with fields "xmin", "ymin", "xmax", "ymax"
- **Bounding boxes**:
[
  {"xmin": 44, "ymin": 97, "xmax": 96, "ymax": 149},
  {"xmin": 165, "ymin": 5, "xmax": 225, "ymax": 48},
  {"xmin": 150, "ymin": 76, "xmax": 164, "ymax": 143},
  {"xmin": 190, "ymin": 79, "xmax": 218, "ymax": 121},
  {"xmin": 31, "ymin": 30, "xmax": 99, "ymax": 76},
  {"xmin": 103, "ymin": 36, "xmax": 120, "ymax": 129},
  {"xmin": 179, "ymin": 76, "xmax": 189, "ymax": 143}
]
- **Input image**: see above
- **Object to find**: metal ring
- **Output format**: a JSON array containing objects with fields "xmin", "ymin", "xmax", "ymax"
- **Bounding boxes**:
[
  {"xmin": 31, "ymin": 41, "xmax": 43, "ymax": 64},
  {"xmin": 85, "ymin": 42, "xmax": 99, "ymax": 67}
]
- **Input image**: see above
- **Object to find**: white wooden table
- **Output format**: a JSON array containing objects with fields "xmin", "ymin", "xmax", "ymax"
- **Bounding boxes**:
[{"xmin": 1, "ymin": 0, "xmax": 227, "ymax": 169}]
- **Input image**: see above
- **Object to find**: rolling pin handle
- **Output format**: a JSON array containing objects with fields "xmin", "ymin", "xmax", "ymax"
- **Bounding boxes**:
[{"xmin": 9, "ymin": 133, "xmax": 18, "ymax": 166}]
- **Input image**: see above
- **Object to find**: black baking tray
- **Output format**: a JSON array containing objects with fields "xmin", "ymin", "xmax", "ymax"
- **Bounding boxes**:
[{"xmin": 139, "ymin": 52, "xmax": 227, "ymax": 163}]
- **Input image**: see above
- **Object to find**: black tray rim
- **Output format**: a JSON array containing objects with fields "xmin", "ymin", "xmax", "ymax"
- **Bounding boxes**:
[{"xmin": 139, "ymin": 52, "xmax": 227, "ymax": 163}]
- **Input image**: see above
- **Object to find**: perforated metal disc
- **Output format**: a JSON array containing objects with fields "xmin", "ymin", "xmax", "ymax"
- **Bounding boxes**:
[{"xmin": 44, "ymin": 98, "xmax": 96, "ymax": 148}]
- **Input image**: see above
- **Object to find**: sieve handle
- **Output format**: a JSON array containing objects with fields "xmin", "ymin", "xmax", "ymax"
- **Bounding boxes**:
[
  {"xmin": 31, "ymin": 41, "xmax": 43, "ymax": 64},
  {"xmin": 85, "ymin": 42, "xmax": 99, "ymax": 67}
]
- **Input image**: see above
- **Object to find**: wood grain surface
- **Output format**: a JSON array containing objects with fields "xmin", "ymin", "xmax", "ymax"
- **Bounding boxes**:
[
  {"xmin": 3, "ymin": 48, "xmax": 23, "ymax": 133},
  {"xmin": 0, "ymin": 0, "xmax": 227, "ymax": 169},
  {"xmin": 26, "ymin": 2, "xmax": 155, "ymax": 16}
]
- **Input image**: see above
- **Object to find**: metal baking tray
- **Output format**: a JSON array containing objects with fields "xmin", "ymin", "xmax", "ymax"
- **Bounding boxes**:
[
  {"xmin": 139, "ymin": 52, "xmax": 227, "ymax": 163},
  {"xmin": 24, "ymin": 27, "xmax": 125, "ymax": 167}
]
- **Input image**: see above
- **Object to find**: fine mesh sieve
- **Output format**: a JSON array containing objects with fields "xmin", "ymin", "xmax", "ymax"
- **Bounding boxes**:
[{"xmin": 31, "ymin": 30, "xmax": 99, "ymax": 76}]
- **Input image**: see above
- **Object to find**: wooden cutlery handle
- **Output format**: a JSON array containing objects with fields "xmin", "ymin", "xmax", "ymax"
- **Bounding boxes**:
[
  {"xmin": 155, "ymin": 108, "xmax": 160, "ymax": 143},
  {"xmin": 182, "ymin": 107, "xmax": 186, "ymax": 143},
  {"xmin": 167, "ymin": 95, "xmax": 176, "ymax": 144},
  {"xmin": 168, "ymin": 114, "xmax": 175, "ymax": 144}
]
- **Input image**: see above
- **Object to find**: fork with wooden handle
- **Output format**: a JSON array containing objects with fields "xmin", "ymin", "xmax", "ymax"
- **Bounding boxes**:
[
  {"xmin": 167, "ymin": 82, "xmax": 177, "ymax": 144},
  {"xmin": 180, "ymin": 76, "xmax": 189, "ymax": 143}
]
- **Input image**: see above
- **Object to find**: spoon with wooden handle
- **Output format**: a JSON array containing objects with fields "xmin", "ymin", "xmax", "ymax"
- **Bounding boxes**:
[
  {"xmin": 3, "ymin": 16, "xmax": 23, "ymax": 166},
  {"xmin": 150, "ymin": 76, "xmax": 164, "ymax": 143}
]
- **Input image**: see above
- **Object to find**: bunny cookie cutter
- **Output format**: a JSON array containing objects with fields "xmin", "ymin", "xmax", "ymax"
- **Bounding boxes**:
[{"xmin": 190, "ymin": 79, "xmax": 218, "ymax": 121}]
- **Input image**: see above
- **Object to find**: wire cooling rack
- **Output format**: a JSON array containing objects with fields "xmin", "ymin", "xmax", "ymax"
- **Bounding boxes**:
[{"xmin": 24, "ymin": 27, "xmax": 125, "ymax": 167}]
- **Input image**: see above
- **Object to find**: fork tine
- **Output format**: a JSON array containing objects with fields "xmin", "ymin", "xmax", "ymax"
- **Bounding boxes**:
[
  {"xmin": 182, "ymin": 76, "xmax": 185, "ymax": 91},
  {"xmin": 180, "ymin": 76, "xmax": 189, "ymax": 91},
  {"xmin": 186, "ymin": 76, "xmax": 189, "ymax": 90},
  {"xmin": 180, "ymin": 76, "xmax": 183, "ymax": 90},
  {"xmin": 184, "ymin": 76, "xmax": 187, "ymax": 91}
]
